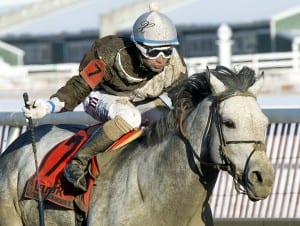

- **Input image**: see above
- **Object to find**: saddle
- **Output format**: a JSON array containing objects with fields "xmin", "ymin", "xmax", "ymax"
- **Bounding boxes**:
[{"xmin": 23, "ymin": 127, "xmax": 143, "ymax": 213}]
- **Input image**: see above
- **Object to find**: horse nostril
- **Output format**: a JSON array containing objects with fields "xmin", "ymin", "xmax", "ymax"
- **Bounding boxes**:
[{"xmin": 249, "ymin": 171, "xmax": 263, "ymax": 184}]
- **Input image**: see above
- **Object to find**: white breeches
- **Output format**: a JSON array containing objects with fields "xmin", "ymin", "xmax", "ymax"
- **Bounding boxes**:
[
  {"xmin": 84, "ymin": 91, "xmax": 141, "ymax": 128},
  {"xmin": 84, "ymin": 91, "xmax": 170, "ymax": 128}
]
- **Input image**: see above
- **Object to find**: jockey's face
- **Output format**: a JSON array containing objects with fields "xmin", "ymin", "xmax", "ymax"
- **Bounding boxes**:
[
  {"xmin": 135, "ymin": 43, "xmax": 173, "ymax": 73},
  {"xmin": 142, "ymin": 55, "xmax": 169, "ymax": 73}
]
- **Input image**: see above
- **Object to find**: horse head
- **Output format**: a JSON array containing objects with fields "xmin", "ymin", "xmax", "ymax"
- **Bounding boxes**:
[
  {"xmin": 176, "ymin": 65, "xmax": 274, "ymax": 202},
  {"xmin": 201, "ymin": 66, "xmax": 275, "ymax": 201}
]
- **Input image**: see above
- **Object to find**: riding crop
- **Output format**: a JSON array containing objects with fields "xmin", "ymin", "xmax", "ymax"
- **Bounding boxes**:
[{"xmin": 23, "ymin": 92, "xmax": 45, "ymax": 226}]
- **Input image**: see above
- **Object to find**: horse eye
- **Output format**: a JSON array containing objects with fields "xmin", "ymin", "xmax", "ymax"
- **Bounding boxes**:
[{"xmin": 223, "ymin": 119, "xmax": 236, "ymax": 128}]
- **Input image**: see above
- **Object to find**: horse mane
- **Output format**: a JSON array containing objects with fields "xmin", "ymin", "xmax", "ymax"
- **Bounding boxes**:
[
  {"xmin": 210, "ymin": 65, "xmax": 257, "ymax": 95},
  {"xmin": 141, "ymin": 65, "xmax": 258, "ymax": 146}
]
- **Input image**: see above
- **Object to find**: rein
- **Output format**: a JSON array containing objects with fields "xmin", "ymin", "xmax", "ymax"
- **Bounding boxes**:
[{"xmin": 178, "ymin": 91, "xmax": 266, "ymax": 194}]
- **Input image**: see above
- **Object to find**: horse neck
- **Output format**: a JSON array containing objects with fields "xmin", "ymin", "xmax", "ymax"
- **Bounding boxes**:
[
  {"xmin": 183, "ymin": 98, "xmax": 212, "ymax": 155},
  {"xmin": 145, "ymin": 98, "xmax": 215, "ymax": 190},
  {"xmin": 92, "ymin": 101, "xmax": 218, "ymax": 218},
  {"xmin": 180, "ymin": 97, "xmax": 219, "ymax": 183},
  {"xmin": 148, "ymin": 98, "xmax": 218, "ymax": 208}
]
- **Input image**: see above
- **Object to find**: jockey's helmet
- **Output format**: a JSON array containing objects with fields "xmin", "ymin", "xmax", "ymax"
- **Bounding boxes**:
[{"xmin": 131, "ymin": 2, "xmax": 179, "ymax": 47}]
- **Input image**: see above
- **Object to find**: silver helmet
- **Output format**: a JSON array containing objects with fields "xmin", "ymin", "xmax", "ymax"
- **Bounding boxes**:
[{"xmin": 131, "ymin": 2, "xmax": 179, "ymax": 47}]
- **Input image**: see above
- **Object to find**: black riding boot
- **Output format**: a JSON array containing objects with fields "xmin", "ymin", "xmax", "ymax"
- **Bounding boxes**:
[
  {"xmin": 64, "ymin": 127, "xmax": 113, "ymax": 191},
  {"xmin": 64, "ymin": 116, "xmax": 133, "ymax": 192}
]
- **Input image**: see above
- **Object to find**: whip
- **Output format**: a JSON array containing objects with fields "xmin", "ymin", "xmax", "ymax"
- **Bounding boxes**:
[{"xmin": 23, "ymin": 92, "xmax": 45, "ymax": 226}]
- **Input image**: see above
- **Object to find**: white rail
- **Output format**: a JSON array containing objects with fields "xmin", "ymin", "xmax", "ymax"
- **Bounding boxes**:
[
  {"xmin": 0, "ymin": 108, "xmax": 299, "ymax": 153},
  {"xmin": 10, "ymin": 51, "xmax": 300, "ymax": 80},
  {"xmin": 185, "ymin": 51, "xmax": 300, "ymax": 74}
]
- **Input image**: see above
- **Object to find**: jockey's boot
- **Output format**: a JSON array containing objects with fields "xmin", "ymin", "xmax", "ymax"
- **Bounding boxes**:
[
  {"xmin": 64, "ymin": 116, "xmax": 133, "ymax": 192},
  {"xmin": 64, "ymin": 128, "xmax": 112, "ymax": 192}
]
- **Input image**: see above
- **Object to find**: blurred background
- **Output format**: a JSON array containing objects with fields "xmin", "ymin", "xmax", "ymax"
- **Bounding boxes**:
[
  {"xmin": 0, "ymin": 1, "xmax": 299, "ymax": 225},
  {"xmin": 0, "ymin": 0, "xmax": 299, "ymax": 109}
]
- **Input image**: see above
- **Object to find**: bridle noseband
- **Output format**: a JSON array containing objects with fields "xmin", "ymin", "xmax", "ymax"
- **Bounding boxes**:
[{"xmin": 178, "ymin": 91, "xmax": 266, "ymax": 194}]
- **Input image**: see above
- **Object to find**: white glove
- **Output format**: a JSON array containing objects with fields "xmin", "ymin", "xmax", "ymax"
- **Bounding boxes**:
[
  {"xmin": 22, "ymin": 99, "xmax": 52, "ymax": 119},
  {"xmin": 22, "ymin": 98, "xmax": 64, "ymax": 119}
]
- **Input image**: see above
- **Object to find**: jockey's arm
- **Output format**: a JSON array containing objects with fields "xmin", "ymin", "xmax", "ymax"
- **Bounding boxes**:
[
  {"xmin": 22, "ymin": 75, "xmax": 92, "ymax": 119},
  {"xmin": 51, "ymin": 57, "xmax": 106, "ymax": 112},
  {"xmin": 22, "ymin": 56, "xmax": 106, "ymax": 119},
  {"xmin": 50, "ymin": 75, "xmax": 91, "ymax": 112}
]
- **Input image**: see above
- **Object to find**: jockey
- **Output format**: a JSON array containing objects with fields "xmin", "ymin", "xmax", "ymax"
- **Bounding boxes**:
[{"xmin": 22, "ymin": 2, "xmax": 187, "ymax": 192}]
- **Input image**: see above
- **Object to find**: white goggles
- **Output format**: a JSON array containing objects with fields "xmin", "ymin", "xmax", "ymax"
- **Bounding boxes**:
[{"xmin": 135, "ymin": 43, "xmax": 174, "ymax": 59}]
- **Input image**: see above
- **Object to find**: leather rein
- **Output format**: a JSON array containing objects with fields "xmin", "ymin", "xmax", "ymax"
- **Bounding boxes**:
[{"xmin": 178, "ymin": 91, "xmax": 266, "ymax": 194}]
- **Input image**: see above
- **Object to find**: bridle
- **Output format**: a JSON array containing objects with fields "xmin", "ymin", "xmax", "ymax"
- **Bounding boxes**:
[{"xmin": 178, "ymin": 91, "xmax": 266, "ymax": 194}]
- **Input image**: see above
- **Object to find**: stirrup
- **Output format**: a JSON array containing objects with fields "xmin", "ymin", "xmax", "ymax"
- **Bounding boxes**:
[
  {"xmin": 64, "ymin": 166, "xmax": 88, "ymax": 192},
  {"xmin": 73, "ymin": 173, "xmax": 88, "ymax": 192}
]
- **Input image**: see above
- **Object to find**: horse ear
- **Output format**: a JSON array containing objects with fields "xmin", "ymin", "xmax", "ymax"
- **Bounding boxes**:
[
  {"xmin": 207, "ymin": 68, "xmax": 226, "ymax": 95},
  {"xmin": 248, "ymin": 72, "xmax": 264, "ymax": 96}
]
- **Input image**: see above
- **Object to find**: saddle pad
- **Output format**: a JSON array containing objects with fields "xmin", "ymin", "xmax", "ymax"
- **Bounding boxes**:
[
  {"xmin": 107, "ymin": 128, "xmax": 143, "ymax": 152},
  {"xmin": 23, "ymin": 129, "xmax": 99, "ymax": 213},
  {"xmin": 23, "ymin": 128, "xmax": 143, "ymax": 213}
]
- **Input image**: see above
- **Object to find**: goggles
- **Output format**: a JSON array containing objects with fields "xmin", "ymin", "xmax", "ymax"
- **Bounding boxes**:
[{"xmin": 135, "ymin": 43, "xmax": 174, "ymax": 59}]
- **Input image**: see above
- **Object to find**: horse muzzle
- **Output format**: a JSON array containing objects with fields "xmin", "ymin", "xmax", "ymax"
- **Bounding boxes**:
[{"xmin": 243, "ymin": 150, "xmax": 275, "ymax": 201}]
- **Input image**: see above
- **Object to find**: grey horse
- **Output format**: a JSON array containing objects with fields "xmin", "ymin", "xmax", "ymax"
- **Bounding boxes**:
[{"xmin": 0, "ymin": 66, "xmax": 275, "ymax": 226}]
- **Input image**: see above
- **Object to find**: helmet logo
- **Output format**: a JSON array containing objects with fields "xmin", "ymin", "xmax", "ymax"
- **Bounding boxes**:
[{"xmin": 137, "ymin": 20, "xmax": 155, "ymax": 33}]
